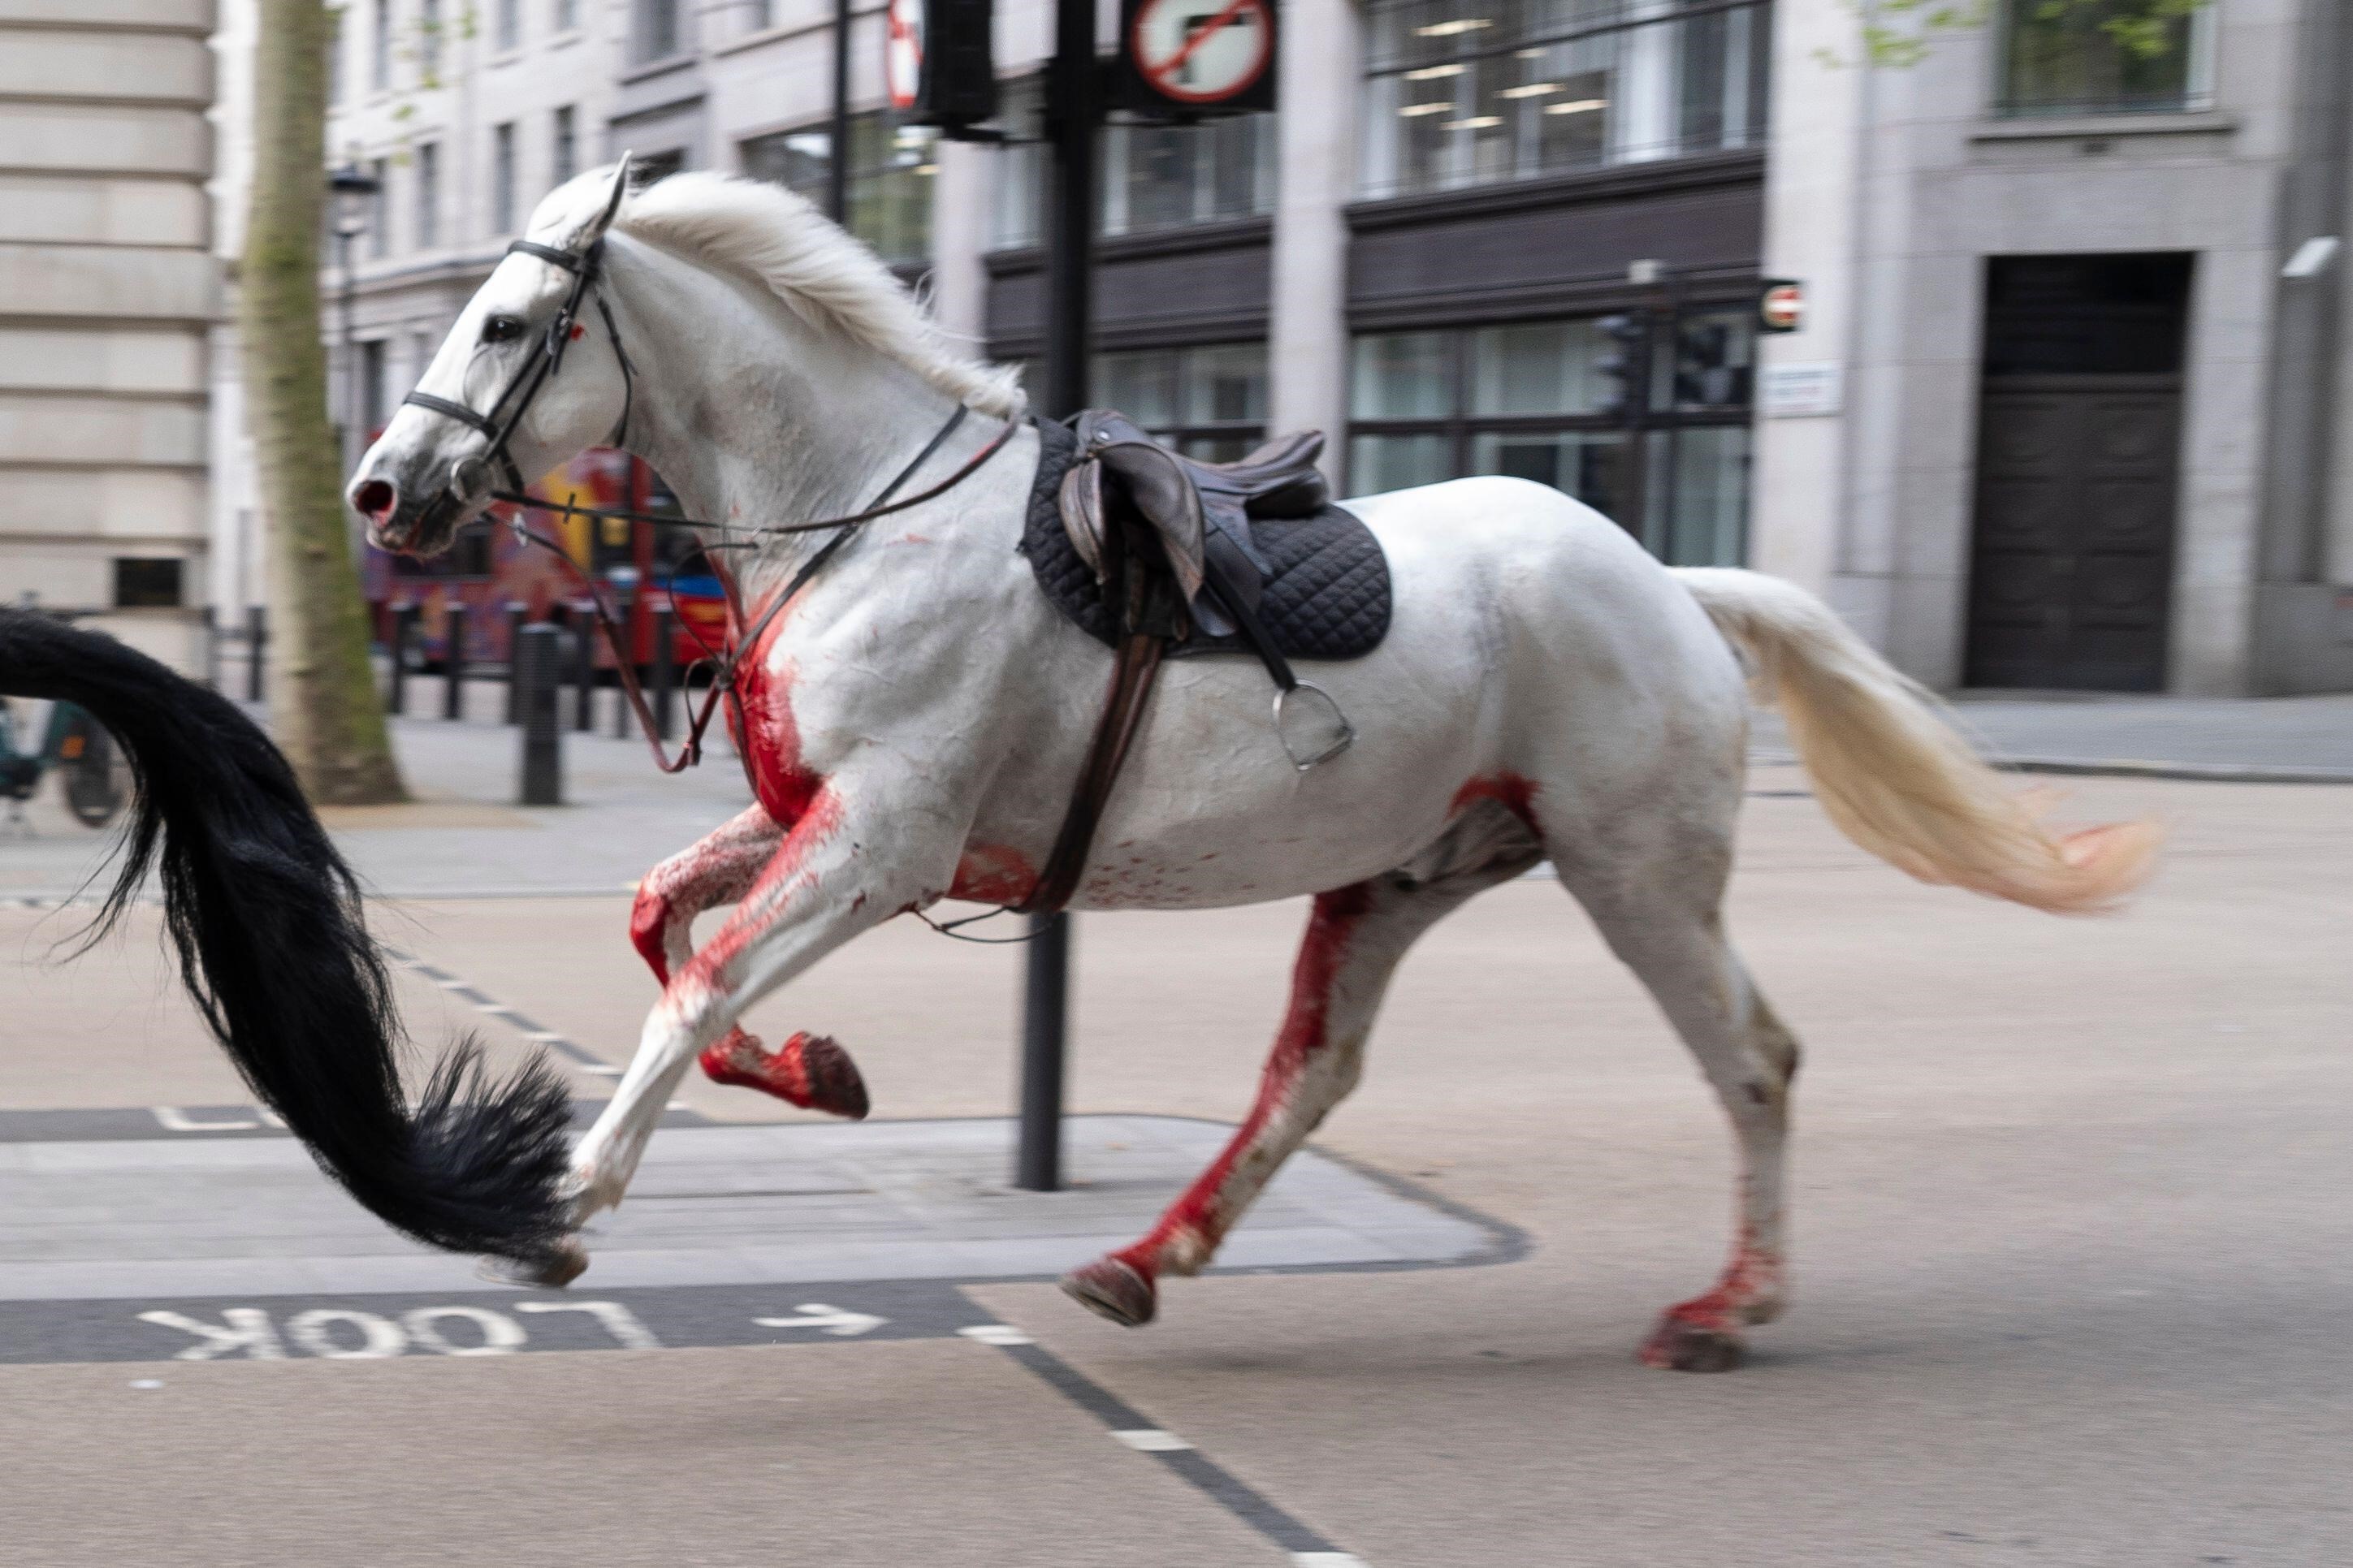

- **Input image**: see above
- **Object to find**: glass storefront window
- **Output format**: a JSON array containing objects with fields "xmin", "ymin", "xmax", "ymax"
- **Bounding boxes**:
[
  {"xmin": 1359, "ymin": 0, "xmax": 1771, "ymax": 199},
  {"xmin": 1083, "ymin": 343, "xmax": 1269, "ymax": 458},
  {"xmin": 989, "ymin": 78, "xmax": 1277, "ymax": 249},
  {"xmin": 1347, "ymin": 309, "xmax": 1752, "ymax": 565},
  {"xmin": 742, "ymin": 113, "xmax": 938, "ymax": 267}
]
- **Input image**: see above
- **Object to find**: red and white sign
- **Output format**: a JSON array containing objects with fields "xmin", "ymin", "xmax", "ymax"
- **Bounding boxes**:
[
  {"xmin": 1759, "ymin": 279, "xmax": 1806, "ymax": 334},
  {"xmin": 1129, "ymin": 0, "xmax": 1274, "ymax": 106},
  {"xmin": 885, "ymin": 0, "xmax": 924, "ymax": 112}
]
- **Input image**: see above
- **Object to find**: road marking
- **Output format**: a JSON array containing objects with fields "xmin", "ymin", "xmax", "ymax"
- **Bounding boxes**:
[
  {"xmin": 970, "ymin": 1332, "xmax": 1363, "ymax": 1562},
  {"xmin": 1112, "ymin": 1428, "xmax": 1195, "ymax": 1453},
  {"xmin": 514, "ymin": 1299, "xmax": 662, "ymax": 1350},
  {"xmin": 957, "ymin": 1324, "xmax": 1034, "ymax": 1346},
  {"xmin": 753, "ymin": 1303, "xmax": 887, "ymax": 1337},
  {"xmin": 149, "ymin": 1106, "xmax": 262, "ymax": 1134}
]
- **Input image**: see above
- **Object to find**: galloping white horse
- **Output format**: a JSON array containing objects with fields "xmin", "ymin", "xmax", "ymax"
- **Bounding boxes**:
[{"xmin": 350, "ymin": 164, "xmax": 2153, "ymax": 1371}]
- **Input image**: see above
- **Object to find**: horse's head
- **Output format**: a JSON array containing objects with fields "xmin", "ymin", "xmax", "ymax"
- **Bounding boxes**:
[{"xmin": 349, "ymin": 159, "xmax": 636, "ymax": 556}]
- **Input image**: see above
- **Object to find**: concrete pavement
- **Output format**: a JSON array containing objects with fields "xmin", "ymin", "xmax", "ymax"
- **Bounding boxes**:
[{"xmin": 1, "ymin": 756, "xmax": 2348, "ymax": 1562}]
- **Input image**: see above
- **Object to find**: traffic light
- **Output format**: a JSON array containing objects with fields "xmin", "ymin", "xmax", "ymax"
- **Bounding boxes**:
[
  {"xmin": 1593, "ymin": 313, "xmax": 1645, "ymax": 420},
  {"xmin": 886, "ymin": 0, "xmax": 997, "ymax": 134}
]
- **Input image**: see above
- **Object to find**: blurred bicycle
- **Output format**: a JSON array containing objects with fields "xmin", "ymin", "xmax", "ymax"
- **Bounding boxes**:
[{"xmin": 0, "ymin": 698, "xmax": 127, "ymax": 833}]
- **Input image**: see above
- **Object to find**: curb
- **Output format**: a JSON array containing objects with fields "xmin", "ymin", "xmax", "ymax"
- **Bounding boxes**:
[{"xmin": 1753, "ymin": 749, "xmax": 2353, "ymax": 787}]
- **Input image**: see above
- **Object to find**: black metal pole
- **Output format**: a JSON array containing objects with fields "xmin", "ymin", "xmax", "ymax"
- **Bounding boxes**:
[
  {"xmin": 244, "ymin": 604, "xmax": 266, "ymax": 702},
  {"xmin": 443, "ymin": 602, "xmax": 469, "ymax": 719},
  {"xmin": 612, "ymin": 590, "xmax": 636, "ymax": 739},
  {"xmin": 516, "ymin": 624, "xmax": 563, "ymax": 806},
  {"xmin": 569, "ymin": 602, "xmax": 596, "ymax": 732},
  {"xmin": 1016, "ymin": 0, "xmax": 1097, "ymax": 1194},
  {"xmin": 651, "ymin": 602, "xmax": 677, "ymax": 741},
  {"xmin": 827, "ymin": 0, "xmax": 851, "ymax": 225},
  {"xmin": 388, "ymin": 603, "xmax": 413, "ymax": 715},
  {"xmin": 504, "ymin": 602, "xmax": 527, "ymax": 724}
]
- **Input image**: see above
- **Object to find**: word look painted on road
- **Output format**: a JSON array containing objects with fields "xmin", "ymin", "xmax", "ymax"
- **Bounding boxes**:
[{"xmin": 136, "ymin": 1300, "xmax": 661, "ymax": 1359}]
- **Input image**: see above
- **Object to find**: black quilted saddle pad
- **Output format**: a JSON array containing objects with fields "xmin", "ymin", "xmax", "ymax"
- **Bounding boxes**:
[{"xmin": 1020, "ymin": 416, "xmax": 1394, "ymax": 662}]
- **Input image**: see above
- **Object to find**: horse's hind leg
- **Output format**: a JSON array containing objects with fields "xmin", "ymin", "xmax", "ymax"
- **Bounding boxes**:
[
  {"xmin": 1555, "ymin": 849, "xmax": 1802, "ymax": 1372},
  {"xmin": 629, "ymin": 804, "xmax": 867, "ymax": 1117},
  {"xmin": 1063, "ymin": 859, "xmax": 1524, "ymax": 1327}
]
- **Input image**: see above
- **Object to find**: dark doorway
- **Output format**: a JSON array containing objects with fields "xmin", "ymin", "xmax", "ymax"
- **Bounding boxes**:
[{"xmin": 1964, "ymin": 254, "xmax": 2191, "ymax": 691}]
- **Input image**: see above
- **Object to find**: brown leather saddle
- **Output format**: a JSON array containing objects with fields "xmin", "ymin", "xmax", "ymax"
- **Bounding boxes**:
[{"xmin": 1014, "ymin": 412, "xmax": 1389, "ymax": 916}]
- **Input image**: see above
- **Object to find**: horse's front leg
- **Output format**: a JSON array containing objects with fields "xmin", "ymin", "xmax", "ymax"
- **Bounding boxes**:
[
  {"xmin": 556, "ymin": 784, "xmax": 941, "ymax": 1263},
  {"xmin": 629, "ymin": 803, "xmax": 867, "ymax": 1117}
]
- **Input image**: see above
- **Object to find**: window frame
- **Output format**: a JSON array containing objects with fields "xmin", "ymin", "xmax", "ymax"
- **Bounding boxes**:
[
  {"xmin": 1356, "ymin": 0, "xmax": 1773, "ymax": 201},
  {"xmin": 1990, "ymin": 0, "xmax": 2218, "ymax": 120},
  {"xmin": 739, "ymin": 111, "xmax": 941, "ymax": 269},
  {"xmin": 1345, "ymin": 305, "xmax": 1755, "ymax": 565}
]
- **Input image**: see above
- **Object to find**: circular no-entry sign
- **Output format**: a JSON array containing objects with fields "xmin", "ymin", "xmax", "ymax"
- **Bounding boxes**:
[
  {"xmin": 885, "ymin": 0, "xmax": 923, "ymax": 112},
  {"xmin": 1759, "ymin": 279, "xmax": 1806, "ymax": 334},
  {"xmin": 1129, "ymin": 0, "xmax": 1274, "ymax": 106}
]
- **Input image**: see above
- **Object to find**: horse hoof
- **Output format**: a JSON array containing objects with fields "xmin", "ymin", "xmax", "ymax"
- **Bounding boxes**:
[
  {"xmin": 699, "ymin": 1030, "xmax": 869, "ymax": 1119},
  {"xmin": 1061, "ymin": 1255, "xmax": 1157, "ymax": 1327},
  {"xmin": 478, "ymin": 1234, "xmax": 590, "ymax": 1289},
  {"xmin": 1637, "ymin": 1315, "xmax": 1744, "ymax": 1373}
]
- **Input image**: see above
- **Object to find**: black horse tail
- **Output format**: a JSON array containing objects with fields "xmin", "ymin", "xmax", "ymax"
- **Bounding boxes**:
[{"xmin": 0, "ymin": 609, "xmax": 572, "ymax": 1267}]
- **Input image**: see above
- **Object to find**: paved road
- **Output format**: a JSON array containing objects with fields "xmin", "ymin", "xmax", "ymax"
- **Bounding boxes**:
[{"xmin": 0, "ymin": 764, "xmax": 2347, "ymax": 1564}]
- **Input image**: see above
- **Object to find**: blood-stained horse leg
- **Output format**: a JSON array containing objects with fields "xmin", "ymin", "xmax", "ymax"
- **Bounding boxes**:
[
  {"xmin": 629, "ymin": 803, "xmax": 868, "ymax": 1118},
  {"xmin": 560, "ymin": 785, "xmax": 929, "ymax": 1255},
  {"xmin": 1062, "ymin": 860, "xmax": 1520, "ymax": 1327},
  {"xmin": 1562, "ymin": 865, "xmax": 1800, "ymax": 1374}
]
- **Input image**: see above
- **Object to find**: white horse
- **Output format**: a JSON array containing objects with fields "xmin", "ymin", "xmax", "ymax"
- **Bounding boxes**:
[{"xmin": 350, "ymin": 164, "xmax": 2154, "ymax": 1371}]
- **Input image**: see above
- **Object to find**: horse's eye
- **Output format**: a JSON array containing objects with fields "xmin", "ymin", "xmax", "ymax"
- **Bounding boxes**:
[{"xmin": 481, "ymin": 313, "xmax": 526, "ymax": 344}]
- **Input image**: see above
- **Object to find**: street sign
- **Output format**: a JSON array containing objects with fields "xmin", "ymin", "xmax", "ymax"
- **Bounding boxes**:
[
  {"xmin": 885, "ymin": 0, "xmax": 997, "ymax": 131},
  {"xmin": 1118, "ymin": 0, "xmax": 1277, "ymax": 116},
  {"xmin": 1759, "ymin": 278, "xmax": 1806, "ymax": 334}
]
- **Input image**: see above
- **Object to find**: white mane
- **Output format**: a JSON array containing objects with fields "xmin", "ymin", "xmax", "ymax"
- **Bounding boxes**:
[{"xmin": 559, "ymin": 170, "xmax": 1025, "ymax": 419}]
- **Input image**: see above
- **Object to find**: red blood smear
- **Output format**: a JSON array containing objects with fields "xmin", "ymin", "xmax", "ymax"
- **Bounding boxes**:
[
  {"xmin": 1113, "ymin": 882, "xmax": 1377, "ymax": 1278},
  {"xmin": 949, "ymin": 844, "xmax": 1039, "ymax": 905},
  {"xmin": 1450, "ymin": 771, "xmax": 1541, "ymax": 836}
]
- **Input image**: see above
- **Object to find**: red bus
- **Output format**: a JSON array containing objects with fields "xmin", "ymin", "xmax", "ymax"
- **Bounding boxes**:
[{"xmin": 365, "ymin": 449, "xmax": 728, "ymax": 675}]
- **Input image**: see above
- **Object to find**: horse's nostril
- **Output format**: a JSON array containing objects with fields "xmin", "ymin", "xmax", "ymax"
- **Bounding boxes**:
[{"xmin": 353, "ymin": 478, "xmax": 397, "ymax": 521}]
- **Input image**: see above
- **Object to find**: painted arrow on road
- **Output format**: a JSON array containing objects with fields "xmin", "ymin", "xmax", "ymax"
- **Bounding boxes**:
[{"xmin": 753, "ymin": 1303, "xmax": 888, "ymax": 1337}]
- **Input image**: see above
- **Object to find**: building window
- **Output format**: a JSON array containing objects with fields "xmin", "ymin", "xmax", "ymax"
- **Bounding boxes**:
[
  {"xmin": 990, "ymin": 77, "xmax": 1276, "ymax": 248},
  {"xmin": 491, "ymin": 123, "xmax": 518, "ymax": 232},
  {"xmin": 742, "ymin": 114, "xmax": 939, "ymax": 267},
  {"xmin": 366, "ymin": 157, "xmax": 390, "ymax": 257},
  {"xmin": 634, "ymin": 0, "xmax": 681, "ymax": 62},
  {"xmin": 556, "ymin": 0, "xmax": 578, "ymax": 32},
  {"xmin": 370, "ymin": 0, "xmax": 392, "ymax": 92},
  {"xmin": 1357, "ymin": 0, "xmax": 1771, "ymax": 200},
  {"xmin": 114, "ymin": 559, "xmax": 184, "ymax": 610},
  {"xmin": 415, "ymin": 140, "xmax": 440, "ymax": 248},
  {"xmin": 419, "ymin": 0, "xmax": 442, "ymax": 82},
  {"xmin": 1996, "ymin": 0, "xmax": 2213, "ymax": 118},
  {"xmin": 552, "ymin": 105, "xmax": 577, "ymax": 184},
  {"xmin": 495, "ymin": 0, "xmax": 521, "ymax": 51},
  {"xmin": 1096, "ymin": 343, "xmax": 1269, "ymax": 460},
  {"xmin": 1347, "ymin": 307, "xmax": 1754, "ymax": 565}
]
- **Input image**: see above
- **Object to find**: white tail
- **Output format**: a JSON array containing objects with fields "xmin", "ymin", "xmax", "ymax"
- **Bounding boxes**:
[{"xmin": 1672, "ymin": 568, "xmax": 2158, "ymax": 914}]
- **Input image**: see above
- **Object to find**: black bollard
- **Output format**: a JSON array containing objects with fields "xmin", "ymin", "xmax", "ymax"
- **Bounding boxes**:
[
  {"xmin": 612, "ymin": 591, "xmax": 636, "ymax": 740},
  {"xmin": 244, "ymin": 604, "xmax": 266, "ymax": 701},
  {"xmin": 200, "ymin": 605, "xmax": 218, "ymax": 689},
  {"xmin": 569, "ymin": 601, "xmax": 596, "ymax": 732},
  {"xmin": 515, "ymin": 623, "xmax": 563, "ymax": 806},
  {"xmin": 651, "ymin": 603, "xmax": 677, "ymax": 741},
  {"xmin": 443, "ymin": 602, "xmax": 469, "ymax": 720},
  {"xmin": 387, "ymin": 603, "xmax": 414, "ymax": 715},
  {"xmin": 503, "ymin": 603, "xmax": 528, "ymax": 724}
]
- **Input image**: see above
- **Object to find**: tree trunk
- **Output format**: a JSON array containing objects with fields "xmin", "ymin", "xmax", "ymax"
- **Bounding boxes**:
[{"xmin": 240, "ymin": 0, "xmax": 405, "ymax": 805}]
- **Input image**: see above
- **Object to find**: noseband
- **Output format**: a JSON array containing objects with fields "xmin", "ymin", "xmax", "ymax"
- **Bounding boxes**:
[{"xmin": 400, "ymin": 237, "xmax": 635, "ymax": 516}]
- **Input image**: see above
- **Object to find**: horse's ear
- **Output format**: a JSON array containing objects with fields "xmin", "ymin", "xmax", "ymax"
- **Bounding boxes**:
[{"xmin": 568, "ymin": 153, "xmax": 632, "ymax": 252}]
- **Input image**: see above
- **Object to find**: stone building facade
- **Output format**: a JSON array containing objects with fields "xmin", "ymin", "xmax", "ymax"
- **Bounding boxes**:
[{"xmin": 2, "ymin": 0, "xmax": 219, "ymax": 670}]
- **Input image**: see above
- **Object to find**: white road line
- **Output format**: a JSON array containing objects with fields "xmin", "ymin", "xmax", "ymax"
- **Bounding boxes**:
[
  {"xmin": 1111, "ymin": 1428, "xmax": 1194, "ymax": 1454},
  {"xmin": 1291, "ymin": 1556, "xmax": 1367, "ymax": 1566},
  {"xmin": 956, "ymin": 1324, "xmax": 1035, "ymax": 1346}
]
